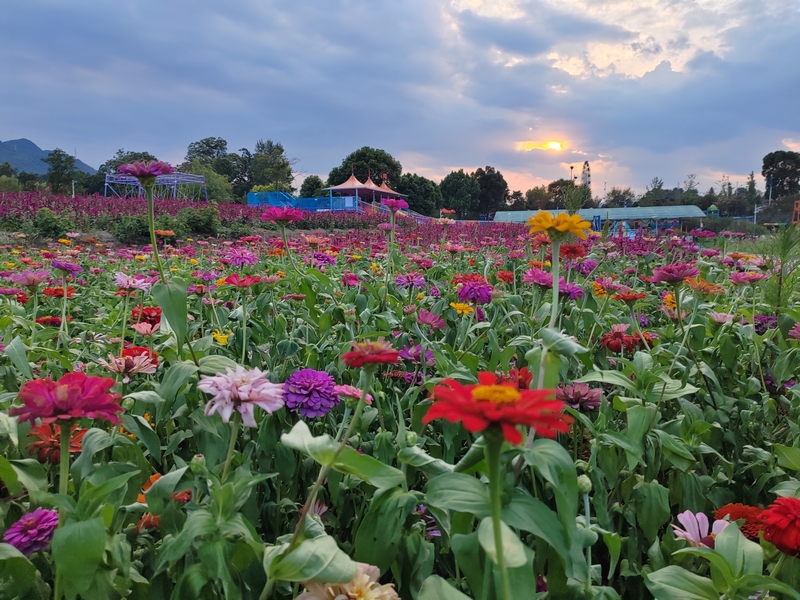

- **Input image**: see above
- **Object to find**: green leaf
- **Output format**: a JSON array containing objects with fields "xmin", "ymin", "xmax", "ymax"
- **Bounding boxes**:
[
  {"xmin": 0, "ymin": 543, "xmax": 36, "ymax": 596},
  {"xmin": 354, "ymin": 488, "xmax": 419, "ymax": 572},
  {"xmin": 8, "ymin": 458, "xmax": 48, "ymax": 498},
  {"xmin": 76, "ymin": 469, "xmax": 140, "ymax": 521},
  {"xmin": 5, "ymin": 336, "xmax": 32, "ymax": 379},
  {"xmin": 632, "ymin": 480, "xmax": 670, "ymax": 542},
  {"xmin": 144, "ymin": 467, "xmax": 189, "ymax": 515},
  {"xmin": 121, "ymin": 414, "xmax": 161, "ymax": 463},
  {"xmin": 198, "ymin": 354, "xmax": 239, "ymax": 376},
  {"xmin": 158, "ymin": 360, "xmax": 199, "ymax": 402},
  {"xmin": 71, "ymin": 428, "xmax": 115, "ymax": 481},
  {"xmin": 477, "ymin": 516, "xmax": 527, "ymax": 568},
  {"xmin": 0, "ymin": 456, "xmax": 21, "ymax": 496},
  {"xmin": 425, "ymin": 472, "xmax": 491, "ymax": 517},
  {"xmin": 152, "ymin": 278, "xmax": 188, "ymax": 354},
  {"xmin": 280, "ymin": 421, "xmax": 405, "ymax": 489},
  {"xmin": 735, "ymin": 573, "xmax": 800, "ymax": 600},
  {"xmin": 524, "ymin": 439, "xmax": 578, "ymax": 538},
  {"xmin": 774, "ymin": 444, "xmax": 800, "ymax": 471},
  {"xmin": 501, "ymin": 490, "xmax": 570, "ymax": 561},
  {"xmin": 51, "ymin": 518, "xmax": 107, "ymax": 597},
  {"xmin": 602, "ymin": 532, "xmax": 622, "ymax": 581},
  {"xmin": 539, "ymin": 327, "xmax": 589, "ymax": 357},
  {"xmin": 418, "ymin": 575, "xmax": 473, "ymax": 600},
  {"xmin": 123, "ymin": 390, "xmax": 165, "ymax": 404},
  {"xmin": 268, "ymin": 535, "xmax": 356, "ymax": 583},
  {"xmin": 713, "ymin": 524, "xmax": 762, "ymax": 577},
  {"xmin": 397, "ymin": 446, "xmax": 454, "ymax": 477},
  {"xmin": 644, "ymin": 566, "xmax": 720, "ymax": 600}
]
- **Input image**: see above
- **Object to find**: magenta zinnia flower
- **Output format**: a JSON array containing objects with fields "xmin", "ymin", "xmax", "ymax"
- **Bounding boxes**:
[
  {"xmin": 395, "ymin": 273, "xmax": 426, "ymax": 289},
  {"xmin": 730, "ymin": 271, "xmax": 767, "ymax": 285},
  {"xmin": 522, "ymin": 267, "xmax": 552, "ymax": 288},
  {"xmin": 417, "ymin": 309, "xmax": 445, "ymax": 330},
  {"xmin": 458, "ymin": 281, "xmax": 494, "ymax": 304},
  {"xmin": 118, "ymin": 161, "xmax": 175, "ymax": 186},
  {"xmin": 9, "ymin": 270, "xmax": 51, "ymax": 288},
  {"xmin": 51, "ymin": 260, "xmax": 82, "ymax": 274},
  {"xmin": 671, "ymin": 510, "xmax": 728, "ymax": 548},
  {"xmin": 3, "ymin": 508, "xmax": 59, "ymax": 556},
  {"xmin": 9, "ymin": 372, "xmax": 123, "ymax": 425},
  {"xmin": 198, "ymin": 366, "xmax": 284, "ymax": 427},
  {"xmin": 283, "ymin": 369, "xmax": 338, "ymax": 418},
  {"xmin": 382, "ymin": 198, "xmax": 409, "ymax": 212},
  {"xmin": 261, "ymin": 206, "xmax": 304, "ymax": 225},
  {"xmin": 556, "ymin": 383, "xmax": 602, "ymax": 410},
  {"xmin": 650, "ymin": 263, "xmax": 699, "ymax": 284}
]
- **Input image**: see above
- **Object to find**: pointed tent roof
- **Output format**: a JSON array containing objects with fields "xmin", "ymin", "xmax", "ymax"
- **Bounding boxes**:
[
  {"xmin": 378, "ymin": 181, "xmax": 403, "ymax": 196},
  {"xmin": 322, "ymin": 174, "xmax": 407, "ymax": 197}
]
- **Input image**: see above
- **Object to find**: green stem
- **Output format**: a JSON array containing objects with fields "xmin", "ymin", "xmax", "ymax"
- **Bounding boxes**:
[
  {"xmin": 280, "ymin": 225, "xmax": 298, "ymax": 272},
  {"xmin": 770, "ymin": 552, "xmax": 787, "ymax": 580},
  {"xmin": 485, "ymin": 432, "xmax": 512, "ymax": 600},
  {"xmin": 221, "ymin": 413, "xmax": 241, "ymax": 481},
  {"xmin": 119, "ymin": 293, "xmax": 130, "ymax": 357},
  {"xmin": 59, "ymin": 274, "xmax": 69, "ymax": 342},
  {"xmin": 30, "ymin": 290, "xmax": 38, "ymax": 347},
  {"xmin": 240, "ymin": 292, "xmax": 248, "ymax": 365},
  {"xmin": 334, "ymin": 406, "xmax": 352, "ymax": 442},
  {"xmin": 145, "ymin": 186, "xmax": 166, "ymax": 283},
  {"xmin": 53, "ymin": 423, "xmax": 72, "ymax": 600},
  {"xmin": 550, "ymin": 240, "xmax": 561, "ymax": 329}
]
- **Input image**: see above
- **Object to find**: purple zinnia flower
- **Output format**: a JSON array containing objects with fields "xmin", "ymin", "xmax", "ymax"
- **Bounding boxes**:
[
  {"xmin": 651, "ymin": 263, "xmax": 699, "ymax": 284},
  {"xmin": 118, "ymin": 161, "xmax": 175, "ymax": 186},
  {"xmin": 51, "ymin": 259, "xmax": 82, "ymax": 274},
  {"xmin": 312, "ymin": 252, "xmax": 337, "ymax": 266},
  {"xmin": 3, "ymin": 508, "xmax": 59, "ymax": 556},
  {"xmin": 575, "ymin": 259, "xmax": 598, "ymax": 276},
  {"xmin": 9, "ymin": 270, "xmax": 51, "ymax": 288},
  {"xmin": 458, "ymin": 281, "xmax": 494, "ymax": 304},
  {"xmin": 558, "ymin": 281, "xmax": 584, "ymax": 300},
  {"xmin": 633, "ymin": 312, "xmax": 649, "ymax": 327},
  {"xmin": 556, "ymin": 383, "xmax": 602, "ymax": 410},
  {"xmin": 226, "ymin": 247, "xmax": 258, "ymax": 267},
  {"xmin": 395, "ymin": 273, "xmax": 426, "ymax": 289},
  {"xmin": 283, "ymin": 368, "xmax": 339, "ymax": 418},
  {"xmin": 399, "ymin": 344, "xmax": 435, "ymax": 366}
]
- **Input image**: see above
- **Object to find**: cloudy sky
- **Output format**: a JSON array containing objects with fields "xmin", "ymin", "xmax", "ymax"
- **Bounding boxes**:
[{"xmin": 2, "ymin": 0, "xmax": 798, "ymax": 195}]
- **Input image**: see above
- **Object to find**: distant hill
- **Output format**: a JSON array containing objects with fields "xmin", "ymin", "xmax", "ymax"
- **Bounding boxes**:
[{"xmin": 0, "ymin": 139, "xmax": 96, "ymax": 176}]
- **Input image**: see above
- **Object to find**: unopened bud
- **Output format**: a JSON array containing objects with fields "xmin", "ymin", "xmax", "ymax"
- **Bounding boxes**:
[
  {"xmin": 404, "ymin": 431, "xmax": 418, "ymax": 446},
  {"xmin": 190, "ymin": 454, "xmax": 206, "ymax": 473},
  {"xmin": 575, "ymin": 460, "xmax": 589, "ymax": 472},
  {"xmin": 577, "ymin": 474, "xmax": 593, "ymax": 494}
]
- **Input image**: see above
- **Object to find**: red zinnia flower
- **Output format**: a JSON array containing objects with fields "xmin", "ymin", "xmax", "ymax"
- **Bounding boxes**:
[
  {"xmin": 613, "ymin": 291, "xmax": 647, "ymax": 303},
  {"xmin": 600, "ymin": 325, "xmax": 637, "ymax": 353},
  {"xmin": 131, "ymin": 306, "xmax": 162, "ymax": 326},
  {"xmin": 9, "ymin": 372, "xmax": 123, "ymax": 425},
  {"xmin": 42, "ymin": 287, "xmax": 76, "ymax": 298},
  {"xmin": 15, "ymin": 292, "xmax": 29, "ymax": 305},
  {"xmin": 714, "ymin": 504, "xmax": 764, "ymax": 540},
  {"xmin": 341, "ymin": 340, "xmax": 400, "ymax": 368},
  {"xmin": 559, "ymin": 244, "xmax": 586, "ymax": 259},
  {"xmin": 451, "ymin": 273, "xmax": 486, "ymax": 285},
  {"xmin": 121, "ymin": 346, "xmax": 159, "ymax": 367},
  {"xmin": 224, "ymin": 273, "xmax": 261, "ymax": 288},
  {"xmin": 422, "ymin": 372, "xmax": 572, "ymax": 444},
  {"xmin": 495, "ymin": 270, "xmax": 514, "ymax": 284},
  {"xmin": 28, "ymin": 424, "xmax": 85, "ymax": 465},
  {"xmin": 761, "ymin": 497, "xmax": 800, "ymax": 556}
]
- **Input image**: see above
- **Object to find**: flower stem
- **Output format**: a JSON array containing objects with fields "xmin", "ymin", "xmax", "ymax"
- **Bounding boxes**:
[
  {"xmin": 221, "ymin": 413, "xmax": 241, "ymax": 482},
  {"xmin": 145, "ymin": 186, "xmax": 166, "ymax": 283},
  {"xmin": 119, "ymin": 293, "xmax": 130, "ymax": 357},
  {"xmin": 240, "ymin": 292, "xmax": 248, "ymax": 365},
  {"xmin": 53, "ymin": 422, "xmax": 72, "ymax": 600},
  {"xmin": 549, "ymin": 240, "xmax": 561, "ymax": 329},
  {"xmin": 485, "ymin": 431, "xmax": 512, "ymax": 600},
  {"xmin": 280, "ymin": 225, "xmax": 298, "ymax": 272},
  {"xmin": 30, "ymin": 290, "xmax": 38, "ymax": 348},
  {"xmin": 59, "ymin": 274, "xmax": 69, "ymax": 343}
]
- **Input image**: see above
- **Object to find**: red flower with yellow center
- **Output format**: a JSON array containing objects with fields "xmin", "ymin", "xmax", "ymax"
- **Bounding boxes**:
[
  {"xmin": 341, "ymin": 339, "xmax": 400, "ymax": 368},
  {"xmin": 422, "ymin": 372, "xmax": 572, "ymax": 444},
  {"xmin": 613, "ymin": 291, "xmax": 647, "ymax": 303}
]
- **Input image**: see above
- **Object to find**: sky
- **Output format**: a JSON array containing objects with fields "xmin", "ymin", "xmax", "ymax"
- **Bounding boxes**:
[{"xmin": 1, "ymin": 0, "xmax": 799, "ymax": 196}]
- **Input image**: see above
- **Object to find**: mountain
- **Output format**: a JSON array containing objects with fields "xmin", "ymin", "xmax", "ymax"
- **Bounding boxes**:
[{"xmin": 0, "ymin": 139, "xmax": 96, "ymax": 176}]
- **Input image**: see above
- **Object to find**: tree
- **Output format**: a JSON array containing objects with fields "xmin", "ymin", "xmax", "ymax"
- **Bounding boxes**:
[
  {"xmin": 251, "ymin": 140, "xmax": 295, "ymax": 192},
  {"xmin": 440, "ymin": 169, "xmax": 480, "ymax": 218},
  {"xmin": 0, "ymin": 176, "xmax": 21, "ymax": 192},
  {"xmin": 327, "ymin": 147, "xmax": 403, "ymax": 190},
  {"xmin": 185, "ymin": 137, "xmax": 229, "ymax": 163},
  {"xmin": 183, "ymin": 159, "xmax": 233, "ymax": 201},
  {"xmin": 602, "ymin": 186, "xmax": 636, "ymax": 208},
  {"xmin": 524, "ymin": 186, "xmax": 553, "ymax": 210},
  {"xmin": 42, "ymin": 148, "xmax": 77, "ymax": 194},
  {"xmin": 474, "ymin": 166, "xmax": 509, "ymax": 215},
  {"xmin": 745, "ymin": 171, "xmax": 760, "ymax": 207},
  {"xmin": 395, "ymin": 173, "xmax": 443, "ymax": 216},
  {"xmin": 17, "ymin": 172, "xmax": 40, "ymax": 191},
  {"xmin": 683, "ymin": 174, "xmax": 698, "ymax": 194},
  {"xmin": 298, "ymin": 175, "xmax": 325, "ymax": 198},
  {"xmin": 508, "ymin": 190, "xmax": 526, "ymax": 211},
  {"xmin": 0, "ymin": 162, "xmax": 17, "ymax": 178},
  {"xmin": 84, "ymin": 149, "xmax": 159, "ymax": 195},
  {"xmin": 762, "ymin": 151, "xmax": 800, "ymax": 199},
  {"xmin": 546, "ymin": 178, "xmax": 576, "ymax": 208},
  {"xmin": 638, "ymin": 177, "xmax": 666, "ymax": 206}
]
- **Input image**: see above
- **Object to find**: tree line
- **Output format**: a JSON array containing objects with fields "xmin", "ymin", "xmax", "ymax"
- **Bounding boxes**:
[{"xmin": 2, "ymin": 140, "xmax": 799, "ymax": 220}]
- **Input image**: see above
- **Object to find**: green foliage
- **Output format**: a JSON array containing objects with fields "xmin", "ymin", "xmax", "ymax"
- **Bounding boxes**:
[
  {"xmin": 298, "ymin": 175, "xmax": 325, "ymax": 198},
  {"xmin": 762, "ymin": 149, "xmax": 800, "ymax": 198},
  {"xmin": 328, "ymin": 147, "xmax": 403, "ymax": 190},
  {"xmin": 183, "ymin": 158, "xmax": 234, "ymax": 201},
  {"xmin": 112, "ymin": 214, "xmax": 151, "ymax": 244},
  {"xmin": 179, "ymin": 205, "xmax": 221, "ymax": 236},
  {"xmin": 42, "ymin": 148, "xmax": 77, "ymax": 194},
  {"xmin": 474, "ymin": 166, "xmax": 509, "ymax": 215},
  {"xmin": 440, "ymin": 169, "xmax": 480, "ymax": 217},
  {"xmin": 395, "ymin": 172, "xmax": 443, "ymax": 216},
  {"xmin": 0, "ymin": 175, "xmax": 21, "ymax": 192},
  {"xmin": 251, "ymin": 139, "xmax": 295, "ymax": 193},
  {"xmin": 31, "ymin": 206, "xmax": 71, "ymax": 239}
]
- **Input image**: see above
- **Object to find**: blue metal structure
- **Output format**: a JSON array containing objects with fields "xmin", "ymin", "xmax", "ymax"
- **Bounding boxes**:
[
  {"xmin": 104, "ymin": 173, "xmax": 208, "ymax": 201},
  {"xmin": 493, "ymin": 206, "xmax": 707, "ymax": 223}
]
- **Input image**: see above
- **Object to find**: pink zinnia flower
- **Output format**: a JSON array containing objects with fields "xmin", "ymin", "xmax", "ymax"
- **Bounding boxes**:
[
  {"xmin": 522, "ymin": 267, "xmax": 552, "ymax": 288},
  {"xmin": 198, "ymin": 366, "xmax": 284, "ymax": 427},
  {"xmin": 730, "ymin": 271, "xmax": 767, "ymax": 285},
  {"xmin": 672, "ymin": 510, "xmax": 728, "ymax": 548},
  {"xmin": 3, "ymin": 508, "xmax": 59, "ymax": 556},
  {"xmin": 9, "ymin": 373, "xmax": 123, "ymax": 425},
  {"xmin": 97, "ymin": 352, "xmax": 158, "ymax": 383},
  {"xmin": 709, "ymin": 311, "xmax": 734, "ymax": 324},
  {"xmin": 118, "ymin": 161, "xmax": 175, "ymax": 186},
  {"xmin": 9, "ymin": 270, "xmax": 51, "ymax": 288},
  {"xmin": 651, "ymin": 263, "xmax": 699, "ymax": 284},
  {"xmin": 788, "ymin": 322, "xmax": 800, "ymax": 342},
  {"xmin": 261, "ymin": 206, "xmax": 304, "ymax": 225},
  {"xmin": 417, "ymin": 309, "xmax": 445, "ymax": 330},
  {"xmin": 382, "ymin": 198, "xmax": 409, "ymax": 212},
  {"xmin": 334, "ymin": 384, "xmax": 373, "ymax": 406},
  {"xmin": 130, "ymin": 322, "xmax": 160, "ymax": 336}
]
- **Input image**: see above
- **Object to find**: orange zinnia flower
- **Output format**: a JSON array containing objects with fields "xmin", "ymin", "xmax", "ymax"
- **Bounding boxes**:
[
  {"xmin": 684, "ymin": 277, "xmax": 725, "ymax": 295},
  {"xmin": 422, "ymin": 372, "xmax": 572, "ymax": 444}
]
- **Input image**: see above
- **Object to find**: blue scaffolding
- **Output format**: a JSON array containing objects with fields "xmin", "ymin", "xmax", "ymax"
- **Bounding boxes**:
[{"xmin": 104, "ymin": 173, "xmax": 208, "ymax": 201}]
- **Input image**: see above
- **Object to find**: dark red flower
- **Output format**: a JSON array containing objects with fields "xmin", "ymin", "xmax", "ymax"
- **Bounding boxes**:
[
  {"xmin": 28, "ymin": 424, "xmax": 85, "ymax": 465},
  {"xmin": 495, "ymin": 270, "xmax": 514, "ymax": 284},
  {"xmin": 600, "ymin": 326, "xmax": 637, "ymax": 353},
  {"xmin": 613, "ymin": 291, "xmax": 647, "ymax": 303},
  {"xmin": 762, "ymin": 497, "xmax": 800, "ymax": 556},
  {"xmin": 42, "ymin": 287, "xmax": 76, "ymax": 298},
  {"xmin": 121, "ymin": 346, "xmax": 159, "ymax": 367},
  {"xmin": 451, "ymin": 273, "xmax": 486, "ymax": 285},
  {"xmin": 341, "ymin": 340, "xmax": 400, "ymax": 368},
  {"xmin": 422, "ymin": 372, "xmax": 572, "ymax": 444},
  {"xmin": 715, "ymin": 504, "xmax": 764, "ymax": 540},
  {"xmin": 560, "ymin": 244, "xmax": 586, "ymax": 259},
  {"xmin": 224, "ymin": 273, "xmax": 261, "ymax": 288},
  {"xmin": 9, "ymin": 373, "xmax": 123, "ymax": 425},
  {"xmin": 131, "ymin": 306, "xmax": 162, "ymax": 326},
  {"xmin": 15, "ymin": 292, "xmax": 29, "ymax": 305}
]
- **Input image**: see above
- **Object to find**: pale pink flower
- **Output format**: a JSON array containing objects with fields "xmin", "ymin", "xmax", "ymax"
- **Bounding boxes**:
[
  {"xmin": 672, "ymin": 510, "xmax": 728, "ymax": 548},
  {"xmin": 709, "ymin": 312, "xmax": 734, "ymax": 324},
  {"xmin": 130, "ymin": 322, "xmax": 160, "ymax": 336},
  {"xmin": 297, "ymin": 562, "xmax": 399, "ymax": 600},
  {"xmin": 198, "ymin": 366, "xmax": 284, "ymax": 427},
  {"xmin": 97, "ymin": 353, "xmax": 157, "ymax": 383}
]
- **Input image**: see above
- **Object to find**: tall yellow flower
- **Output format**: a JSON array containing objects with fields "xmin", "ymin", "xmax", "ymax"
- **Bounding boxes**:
[
  {"xmin": 212, "ymin": 329, "xmax": 230, "ymax": 345},
  {"xmin": 449, "ymin": 302, "xmax": 474, "ymax": 316},
  {"xmin": 526, "ymin": 211, "xmax": 591, "ymax": 241}
]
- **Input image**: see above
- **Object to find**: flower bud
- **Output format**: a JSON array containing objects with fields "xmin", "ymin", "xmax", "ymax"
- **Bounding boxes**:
[
  {"xmin": 404, "ymin": 431, "xmax": 418, "ymax": 446},
  {"xmin": 577, "ymin": 474, "xmax": 593, "ymax": 494},
  {"xmin": 190, "ymin": 454, "xmax": 206, "ymax": 474},
  {"xmin": 574, "ymin": 460, "xmax": 589, "ymax": 472}
]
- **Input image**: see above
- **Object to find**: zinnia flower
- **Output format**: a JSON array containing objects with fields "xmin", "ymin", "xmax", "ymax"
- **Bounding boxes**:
[
  {"xmin": 522, "ymin": 267, "xmax": 552, "ymax": 288},
  {"xmin": 3, "ymin": 508, "xmax": 59, "ymax": 556},
  {"xmin": 382, "ymin": 198, "xmax": 409, "ymax": 212},
  {"xmin": 28, "ymin": 423, "xmax": 85, "ymax": 464},
  {"xmin": 131, "ymin": 306, "xmax": 162, "ymax": 325},
  {"xmin": 449, "ymin": 302, "xmax": 474, "ymax": 316},
  {"xmin": 730, "ymin": 271, "xmax": 767, "ymax": 285},
  {"xmin": 9, "ymin": 373, "xmax": 123, "ymax": 425},
  {"xmin": 395, "ymin": 272, "xmax": 426, "ymax": 289},
  {"xmin": 261, "ymin": 206, "xmax": 305, "ymax": 225},
  {"xmin": 118, "ymin": 161, "xmax": 175, "ymax": 186},
  {"xmin": 341, "ymin": 339, "xmax": 400, "ymax": 368},
  {"xmin": 650, "ymin": 263, "xmax": 699, "ymax": 284},
  {"xmin": 283, "ymin": 369, "xmax": 339, "ymax": 418},
  {"xmin": 9, "ymin": 270, "xmax": 50, "ymax": 288},
  {"xmin": 422, "ymin": 372, "xmax": 572, "ymax": 444},
  {"xmin": 51, "ymin": 259, "xmax": 82, "ymax": 274},
  {"xmin": 671, "ymin": 510, "xmax": 728, "ymax": 548},
  {"xmin": 556, "ymin": 383, "xmax": 602, "ymax": 411},
  {"xmin": 417, "ymin": 309, "xmax": 445, "ymax": 330},
  {"xmin": 457, "ymin": 281, "xmax": 494, "ymax": 304},
  {"xmin": 97, "ymin": 352, "xmax": 158, "ymax": 383},
  {"xmin": 224, "ymin": 273, "xmax": 261, "ymax": 288},
  {"xmin": 761, "ymin": 496, "xmax": 800, "ymax": 556},
  {"xmin": 334, "ymin": 384, "xmax": 373, "ymax": 407},
  {"xmin": 526, "ymin": 211, "xmax": 591, "ymax": 241},
  {"xmin": 297, "ymin": 562, "xmax": 399, "ymax": 600},
  {"xmin": 714, "ymin": 503, "xmax": 764, "ymax": 540},
  {"xmin": 198, "ymin": 366, "xmax": 285, "ymax": 427}
]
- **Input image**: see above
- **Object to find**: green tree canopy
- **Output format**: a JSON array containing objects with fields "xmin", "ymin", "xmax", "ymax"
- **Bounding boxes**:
[
  {"xmin": 183, "ymin": 159, "xmax": 233, "ymax": 201},
  {"xmin": 395, "ymin": 173, "xmax": 443, "ymax": 216},
  {"xmin": 327, "ymin": 147, "xmax": 403, "ymax": 190},
  {"xmin": 185, "ymin": 137, "xmax": 229, "ymax": 163},
  {"xmin": 0, "ymin": 162, "xmax": 17, "ymax": 178},
  {"xmin": 546, "ymin": 178, "xmax": 576, "ymax": 208},
  {"xmin": 42, "ymin": 148, "xmax": 77, "ymax": 194},
  {"xmin": 440, "ymin": 169, "xmax": 480, "ymax": 218},
  {"xmin": 251, "ymin": 140, "xmax": 295, "ymax": 192},
  {"xmin": 524, "ymin": 185, "xmax": 554, "ymax": 210},
  {"xmin": 762, "ymin": 150, "xmax": 800, "ymax": 199},
  {"xmin": 298, "ymin": 175, "xmax": 325, "ymax": 198},
  {"xmin": 474, "ymin": 166, "xmax": 509, "ymax": 215},
  {"xmin": 602, "ymin": 186, "xmax": 636, "ymax": 208}
]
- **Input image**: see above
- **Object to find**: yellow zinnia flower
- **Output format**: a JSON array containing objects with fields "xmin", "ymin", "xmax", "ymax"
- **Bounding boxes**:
[
  {"xmin": 5, "ymin": 262, "xmax": 14, "ymax": 268},
  {"xmin": 449, "ymin": 302, "xmax": 474, "ymax": 316},
  {"xmin": 216, "ymin": 277, "xmax": 228, "ymax": 287},
  {"xmin": 416, "ymin": 292, "xmax": 425, "ymax": 301},
  {"xmin": 134, "ymin": 255, "xmax": 146, "ymax": 261},
  {"xmin": 212, "ymin": 329, "xmax": 230, "ymax": 345},
  {"xmin": 592, "ymin": 281, "xmax": 607, "ymax": 298},
  {"xmin": 526, "ymin": 211, "xmax": 591, "ymax": 241},
  {"xmin": 10, "ymin": 250, "xmax": 19, "ymax": 255},
  {"xmin": 662, "ymin": 293, "xmax": 676, "ymax": 309},
  {"xmin": 189, "ymin": 259, "xmax": 199, "ymax": 265}
]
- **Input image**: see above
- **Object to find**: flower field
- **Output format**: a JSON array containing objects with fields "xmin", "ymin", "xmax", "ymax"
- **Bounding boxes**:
[{"xmin": 2, "ymin": 174, "xmax": 800, "ymax": 599}]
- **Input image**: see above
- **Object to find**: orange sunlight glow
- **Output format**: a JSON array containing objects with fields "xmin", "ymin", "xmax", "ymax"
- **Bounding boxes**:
[{"xmin": 516, "ymin": 140, "xmax": 565, "ymax": 152}]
